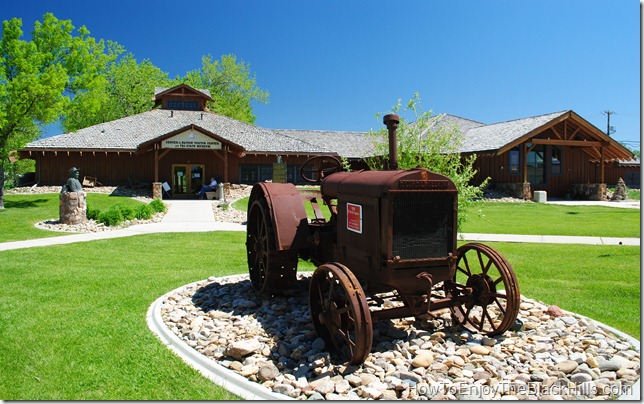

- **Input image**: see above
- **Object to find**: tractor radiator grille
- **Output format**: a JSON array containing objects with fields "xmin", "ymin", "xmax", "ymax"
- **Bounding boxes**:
[{"xmin": 392, "ymin": 192, "xmax": 453, "ymax": 259}]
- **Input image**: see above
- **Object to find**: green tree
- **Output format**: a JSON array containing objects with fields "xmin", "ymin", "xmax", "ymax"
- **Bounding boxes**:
[
  {"xmin": 366, "ymin": 93, "xmax": 488, "ymax": 229},
  {"xmin": 183, "ymin": 54, "xmax": 269, "ymax": 124},
  {"xmin": 62, "ymin": 53, "xmax": 172, "ymax": 132},
  {"xmin": 0, "ymin": 13, "xmax": 118, "ymax": 209}
]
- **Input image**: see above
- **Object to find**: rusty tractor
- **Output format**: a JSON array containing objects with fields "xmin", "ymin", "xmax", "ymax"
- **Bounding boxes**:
[{"xmin": 246, "ymin": 114, "xmax": 520, "ymax": 364}]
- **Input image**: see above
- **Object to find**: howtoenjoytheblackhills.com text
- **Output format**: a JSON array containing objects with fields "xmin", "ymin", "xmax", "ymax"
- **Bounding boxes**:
[{"xmin": 415, "ymin": 380, "xmax": 635, "ymax": 399}]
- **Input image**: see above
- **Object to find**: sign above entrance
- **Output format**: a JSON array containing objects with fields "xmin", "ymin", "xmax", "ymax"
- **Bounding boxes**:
[{"xmin": 162, "ymin": 129, "xmax": 222, "ymax": 150}]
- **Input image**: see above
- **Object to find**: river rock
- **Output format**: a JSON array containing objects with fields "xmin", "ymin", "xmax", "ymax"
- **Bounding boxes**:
[
  {"xmin": 159, "ymin": 274, "xmax": 641, "ymax": 401},
  {"xmin": 470, "ymin": 345, "xmax": 490, "ymax": 355},
  {"xmin": 556, "ymin": 360, "xmax": 579, "ymax": 374},
  {"xmin": 597, "ymin": 356, "xmax": 631, "ymax": 372},
  {"xmin": 225, "ymin": 338, "xmax": 262, "ymax": 360},
  {"xmin": 546, "ymin": 305, "xmax": 564, "ymax": 317},
  {"xmin": 411, "ymin": 350, "xmax": 434, "ymax": 368}
]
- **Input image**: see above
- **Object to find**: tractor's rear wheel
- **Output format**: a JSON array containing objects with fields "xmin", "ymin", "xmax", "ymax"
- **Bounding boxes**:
[
  {"xmin": 309, "ymin": 262, "xmax": 372, "ymax": 364},
  {"xmin": 246, "ymin": 195, "xmax": 297, "ymax": 294},
  {"xmin": 447, "ymin": 243, "xmax": 520, "ymax": 336}
]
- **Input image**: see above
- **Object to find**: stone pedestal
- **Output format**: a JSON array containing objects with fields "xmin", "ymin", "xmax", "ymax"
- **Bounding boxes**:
[
  {"xmin": 152, "ymin": 182, "xmax": 163, "ymax": 200},
  {"xmin": 59, "ymin": 192, "xmax": 87, "ymax": 225}
]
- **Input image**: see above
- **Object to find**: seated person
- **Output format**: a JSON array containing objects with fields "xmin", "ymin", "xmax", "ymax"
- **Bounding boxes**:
[{"xmin": 198, "ymin": 177, "xmax": 218, "ymax": 199}]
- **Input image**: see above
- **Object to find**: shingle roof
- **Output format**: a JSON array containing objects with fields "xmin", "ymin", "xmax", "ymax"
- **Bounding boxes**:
[
  {"xmin": 272, "ymin": 129, "xmax": 377, "ymax": 159},
  {"xmin": 23, "ymin": 109, "xmax": 326, "ymax": 154},
  {"xmin": 458, "ymin": 111, "xmax": 569, "ymax": 153},
  {"xmin": 429, "ymin": 114, "xmax": 485, "ymax": 134},
  {"xmin": 26, "ymin": 108, "xmax": 622, "ymax": 160}
]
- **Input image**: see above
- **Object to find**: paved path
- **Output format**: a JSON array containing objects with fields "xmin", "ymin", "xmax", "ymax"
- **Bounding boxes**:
[{"xmin": 0, "ymin": 199, "xmax": 639, "ymax": 251}]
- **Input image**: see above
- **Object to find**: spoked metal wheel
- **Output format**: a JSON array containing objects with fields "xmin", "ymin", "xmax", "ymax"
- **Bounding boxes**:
[
  {"xmin": 447, "ymin": 243, "xmax": 520, "ymax": 335},
  {"xmin": 309, "ymin": 263, "xmax": 372, "ymax": 364},
  {"xmin": 246, "ymin": 195, "xmax": 297, "ymax": 294}
]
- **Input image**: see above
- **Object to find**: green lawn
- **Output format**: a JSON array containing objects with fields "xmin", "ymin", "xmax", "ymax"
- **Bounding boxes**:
[
  {"xmin": 234, "ymin": 196, "xmax": 640, "ymax": 238},
  {"xmin": 0, "ymin": 193, "xmax": 150, "ymax": 243},
  {"xmin": 462, "ymin": 202, "xmax": 640, "ymax": 237},
  {"xmin": 0, "ymin": 233, "xmax": 246, "ymax": 400},
  {"xmin": 475, "ymin": 242, "xmax": 640, "ymax": 339},
  {"xmin": 0, "ymin": 194, "xmax": 640, "ymax": 399},
  {"xmin": 0, "ymin": 231, "xmax": 639, "ymax": 400}
]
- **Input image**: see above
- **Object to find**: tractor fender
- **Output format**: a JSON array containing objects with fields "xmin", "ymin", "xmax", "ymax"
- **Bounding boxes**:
[{"xmin": 249, "ymin": 182, "xmax": 309, "ymax": 251}]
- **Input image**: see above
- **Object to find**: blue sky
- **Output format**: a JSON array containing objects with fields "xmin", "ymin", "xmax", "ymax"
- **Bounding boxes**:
[{"xmin": 2, "ymin": 0, "xmax": 640, "ymax": 149}]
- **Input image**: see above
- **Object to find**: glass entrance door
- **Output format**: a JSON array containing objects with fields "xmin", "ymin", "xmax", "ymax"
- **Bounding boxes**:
[{"xmin": 172, "ymin": 164, "xmax": 204, "ymax": 198}]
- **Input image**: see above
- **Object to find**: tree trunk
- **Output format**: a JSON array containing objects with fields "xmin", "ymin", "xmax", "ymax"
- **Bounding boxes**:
[{"xmin": 0, "ymin": 164, "xmax": 5, "ymax": 210}]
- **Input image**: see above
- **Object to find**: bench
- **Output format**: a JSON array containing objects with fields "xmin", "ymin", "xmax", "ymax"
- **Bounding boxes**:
[{"xmin": 205, "ymin": 186, "xmax": 224, "ymax": 200}]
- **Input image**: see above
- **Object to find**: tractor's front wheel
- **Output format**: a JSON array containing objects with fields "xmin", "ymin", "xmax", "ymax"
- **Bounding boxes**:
[
  {"xmin": 309, "ymin": 262, "xmax": 372, "ymax": 364},
  {"xmin": 447, "ymin": 243, "xmax": 520, "ymax": 336}
]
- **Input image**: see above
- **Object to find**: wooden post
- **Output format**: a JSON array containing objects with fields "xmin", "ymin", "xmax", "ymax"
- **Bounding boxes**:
[
  {"xmin": 522, "ymin": 143, "xmax": 528, "ymax": 183},
  {"xmin": 600, "ymin": 146, "xmax": 605, "ymax": 183},
  {"xmin": 224, "ymin": 146, "xmax": 229, "ymax": 183},
  {"xmin": 154, "ymin": 147, "xmax": 159, "ymax": 182}
]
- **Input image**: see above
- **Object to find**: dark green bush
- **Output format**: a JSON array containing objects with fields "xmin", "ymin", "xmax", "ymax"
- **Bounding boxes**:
[
  {"xmin": 98, "ymin": 206, "xmax": 123, "ymax": 226},
  {"xmin": 134, "ymin": 204, "xmax": 154, "ymax": 220},
  {"xmin": 87, "ymin": 206, "xmax": 101, "ymax": 221},
  {"xmin": 149, "ymin": 199, "xmax": 167, "ymax": 213},
  {"xmin": 113, "ymin": 203, "xmax": 135, "ymax": 221}
]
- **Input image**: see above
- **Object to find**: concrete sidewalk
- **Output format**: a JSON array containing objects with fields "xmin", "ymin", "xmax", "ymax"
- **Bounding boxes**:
[
  {"xmin": 0, "ymin": 200, "xmax": 245, "ymax": 252},
  {"xmin": 0, "ymin": 199, "xmax": 639, "ymax": 251}
]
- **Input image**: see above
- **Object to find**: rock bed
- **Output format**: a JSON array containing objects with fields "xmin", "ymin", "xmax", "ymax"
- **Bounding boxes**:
[{"xmin": 160, "ymin": 274, "xmax": 639, "ymax": 400}]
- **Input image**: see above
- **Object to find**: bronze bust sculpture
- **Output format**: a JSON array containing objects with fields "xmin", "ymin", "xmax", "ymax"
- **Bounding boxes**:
[{"xmin": 61, "ymin": 167, "xmax": 83, "ymax": 193}]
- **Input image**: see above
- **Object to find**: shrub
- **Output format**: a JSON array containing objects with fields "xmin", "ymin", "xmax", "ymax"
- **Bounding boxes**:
[
  {"xmin": 134, "ymin": 204, "xmax": 153, "ymax": 220},
  {"xmin": 98, "ymin": 206, "xmax": 123, "ymax": 226},
  {"xmin": 87, "ymin": 206, "xmax": 101, "ymax": 221},
  {"xmin": 149, "ymin": 199, "xmax": 167, "ymax": 213},
  {"xmin": 113, "ymin": 203, "xmax": 136, "ymax": 221}
]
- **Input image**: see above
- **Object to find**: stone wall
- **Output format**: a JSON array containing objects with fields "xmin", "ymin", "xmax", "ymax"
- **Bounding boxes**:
[
  {"xmin": 59, "ymin": 191, "xmax": 87, "ymax": 225},
  {"xmin": 569, "ymin": 183, "xmax": 607, "ymax": 201},
  {"xmin": 495, "ymin": 183, "xmax": 531, "ymax": 200}
]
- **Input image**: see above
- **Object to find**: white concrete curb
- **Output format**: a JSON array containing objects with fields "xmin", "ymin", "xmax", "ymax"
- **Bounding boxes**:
[
  {"xmin": 148, "ymin": 276, "xmax": 640, "ymax": 401},
  {"xmin": 146, "ymin": 285, "xmax": 292, "ymax": 400}
]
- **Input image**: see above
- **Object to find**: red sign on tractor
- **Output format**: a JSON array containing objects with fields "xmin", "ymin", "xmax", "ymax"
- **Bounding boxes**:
[{"xmin": 347, "ymin": 203, "xmax": 362, "ymax": 233}]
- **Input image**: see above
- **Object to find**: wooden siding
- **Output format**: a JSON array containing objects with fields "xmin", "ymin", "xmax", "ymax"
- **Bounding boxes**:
[
  {"xmin": 471, "ymin": 147, "xmax": 639, "ymax": 197},
  {"xmin": 22, "ymin": 149, "xmax": 321, "ymax": 186}
]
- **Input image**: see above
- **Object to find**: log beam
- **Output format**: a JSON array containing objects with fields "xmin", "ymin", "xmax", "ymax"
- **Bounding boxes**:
[{"xmin": 530, "ymin": 138, "xmax": 609, "ymax": 147}]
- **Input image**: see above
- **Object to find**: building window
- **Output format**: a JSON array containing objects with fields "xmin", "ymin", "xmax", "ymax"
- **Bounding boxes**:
[
  {"xmin": 287, "ymin": 164, "xmax": 312, "ymax": 184},
  {"xmin": 167, "ymin": 100, "xmax": 199, "ymax": 110},
  {"xmin": 550, "ymin": 147, "xmax": 562, "ymax": 175},
  {"xmin": 527, "ymin": 145, "xmax": 545, "ymax": 184},
  {"xmin": 240, "ymin": 164, "xmax": 273, "ymax": 184},
  {"xmin": 509, "ymin": 149, "xmax": 520, "ymax": 175}
]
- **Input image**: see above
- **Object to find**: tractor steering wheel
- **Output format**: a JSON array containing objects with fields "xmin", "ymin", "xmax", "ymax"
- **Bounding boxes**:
[{"xmin": 299, "ymin": 155, "xmax": 343, "ymax": 184}]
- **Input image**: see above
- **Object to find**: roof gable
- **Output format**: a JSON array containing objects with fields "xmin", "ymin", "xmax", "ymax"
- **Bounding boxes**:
[
  {"xmin": 459, "ymin": 111, "xmax": 569, "ymax": 153},
  {"xmin": 153, "ymin": 84, "xmax": 213, "ymax": 110},
  {"xmin": 153, "ymin": 84, "xmax": 212, "ymax": 100},
  {"xmin": 456, "ymin": 110, "xmax": 633, "ymax": 162}
]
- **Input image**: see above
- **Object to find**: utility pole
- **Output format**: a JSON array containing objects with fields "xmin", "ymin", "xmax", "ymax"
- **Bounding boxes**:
[{"xmin": 602, "ymin": 110, "xmax": 616, "ymax": 136}]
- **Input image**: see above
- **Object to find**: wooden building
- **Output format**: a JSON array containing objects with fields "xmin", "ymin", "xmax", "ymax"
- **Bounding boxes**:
[
  {"xmin": 19, "ymin": 84, "xmax": 372, "ymax": 197},
  {"xmin": 433, "ymin": 111, "xmax": 637, "ymax": 199},
  {"xmin": 19, "ymin": 84, "xmax": 638, "ymax": 200}
]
